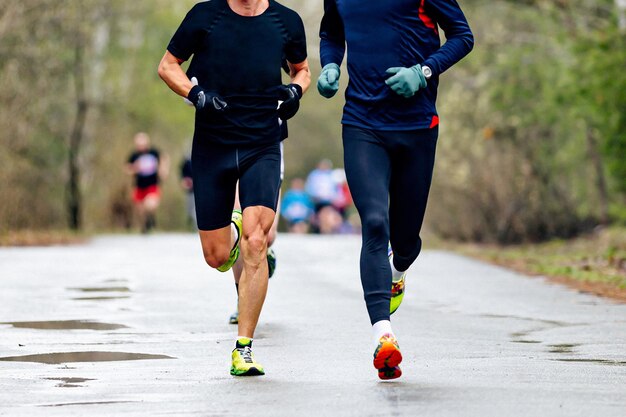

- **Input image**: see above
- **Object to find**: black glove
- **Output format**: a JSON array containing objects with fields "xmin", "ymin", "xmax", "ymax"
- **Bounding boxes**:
[
  {"xmin": 187, "ymin": 85, "xmax": 228, "ymax": 112},
  {"xmin": 277, "ymin": 83, "xmax": 302, "ymax": 121}
]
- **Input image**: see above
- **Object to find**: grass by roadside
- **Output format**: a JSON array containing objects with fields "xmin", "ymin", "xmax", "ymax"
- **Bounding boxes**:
[
  {"xmin": 0, "ymin": 230, "xmax": 88, "ymax": 247},
  {"xmin": 443, "ymin": 227, "xmax": 626, "ymax": 302}
]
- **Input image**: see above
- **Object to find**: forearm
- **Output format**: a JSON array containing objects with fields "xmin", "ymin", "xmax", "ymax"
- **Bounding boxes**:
[
  {"xmin": 291, "ymin": 63, "xmax": 311, "ymax": 94},
  {"xmin": 157, "ymin": 52, "xmax": 193, "ymax": 98},
  {"xmin": 422, "ymin": 0, "xmax": 474, "ymax": 76},
  {"xmin": 320, "ymin": 38, "xmax": 345, "ymax": 67},
  {"xmin": 422, "ymin": 34, "xmax": 473, "ymax": 76}
]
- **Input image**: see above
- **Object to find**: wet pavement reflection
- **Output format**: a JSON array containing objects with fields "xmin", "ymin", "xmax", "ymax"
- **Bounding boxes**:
[
  {"xmin": 0, "ymin": 351, "xmax": 175, "ymax": 364},
  {"xmin": 71, "ymin": 296, "xmax": 131, "ymax": 301},
  {"xmin": 68, "ymin": 287, "xmax": 131, "ymax": 293},
  {"xmin": 39, "ymin": 400, "xmax": 137, "ymax": 408},
  {"xmin": 0, "ymin": 320, "xmax": 128, "ymax": 331},
  {"xmin": 44, "ymin": 377, "xmax": 96, "ymax": 388}
]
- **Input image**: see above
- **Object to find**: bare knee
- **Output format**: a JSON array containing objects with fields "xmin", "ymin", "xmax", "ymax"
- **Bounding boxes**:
[
  {"xmin": 203, "ymin": 248, "xmax": 230, "ymax": 269},
  {"xmin": 243, "ymin": 229, "xmax": 268, "ymax": 256}
]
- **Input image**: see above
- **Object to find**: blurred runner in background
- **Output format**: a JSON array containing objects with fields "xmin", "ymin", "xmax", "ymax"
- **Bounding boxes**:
[{"xmin": 126, "ymin": 132, "xmax": 169, "ymax": 234}]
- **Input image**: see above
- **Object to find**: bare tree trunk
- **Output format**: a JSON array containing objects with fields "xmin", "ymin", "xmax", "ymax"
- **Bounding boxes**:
[
  {"xmin": 617, "ymin": 0, "xmax": 626, "ymax": 30},
  {"xmin": 67, "ymin": 41, "xmax": 87, "ymax": 230},
  {"xmin": 586, "ymin": 127, "xmax": 609, "ymax": 225}
]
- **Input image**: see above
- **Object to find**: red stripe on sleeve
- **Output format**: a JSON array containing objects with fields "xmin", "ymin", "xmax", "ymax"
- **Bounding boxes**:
[
  {"xmin": 419, "ymin": 0, "xmax": 438, "ymax": 35},
  {"xmin": 429, "ymin": 115, "xmax": 440, "ymax": 129}
]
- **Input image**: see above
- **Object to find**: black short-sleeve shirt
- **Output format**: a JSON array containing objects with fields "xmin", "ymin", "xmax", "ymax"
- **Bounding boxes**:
[
  {"xmin": 167, "ymin": 0, "xmax": 307, "ymax": 145},
  {"xmin": 128, "ymin": 149, "xmax": 160, "ymax": 189}
]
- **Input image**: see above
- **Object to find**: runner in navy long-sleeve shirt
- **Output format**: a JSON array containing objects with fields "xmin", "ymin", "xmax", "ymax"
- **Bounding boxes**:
[{"xmin": 318, "ymin": 0, "xmax": 473, "ymax": 380}]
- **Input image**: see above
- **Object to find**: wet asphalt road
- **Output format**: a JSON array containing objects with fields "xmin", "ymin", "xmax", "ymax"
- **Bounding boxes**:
[{"xmin": 0, "ymin": 234, "xmax": 625, "ymax": 416}]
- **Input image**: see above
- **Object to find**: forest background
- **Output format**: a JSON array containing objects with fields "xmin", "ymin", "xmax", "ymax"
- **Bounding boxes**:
[{"xmin": 0, "ymin": 0, "xmax": 624, "ymax": 247}]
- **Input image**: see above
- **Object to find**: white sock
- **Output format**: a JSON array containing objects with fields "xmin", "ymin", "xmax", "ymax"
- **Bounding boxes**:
[
  {"xmin": 230, "ymin": 222, "xmax": 240, "ymax": 250},
  {"xmin": 389, "ymin": 255, "xmax": 406, "ymax": 282},
  {"xmin": 372, "ymin": 320, "xmax": 394, "ymax": 346}
]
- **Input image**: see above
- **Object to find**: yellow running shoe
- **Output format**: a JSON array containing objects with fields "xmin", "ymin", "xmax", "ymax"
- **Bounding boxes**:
[
  {"xmin": 217, "ymin": 210, "xmax": 243, "ymax": 273},
  {"xmin": 389, "ymin": 246, "xmax": 406, "ymax": 315},
  {"xmin": 373, "ymin": 333, "xmax": 403, "ymax": 380},
  {"xmin": 230, "ymin": 340, "xmax": 265, "ymax": 376},
  {"xmin": 390, "ymin": 275, "xmax": 405, "ymax": 315}
]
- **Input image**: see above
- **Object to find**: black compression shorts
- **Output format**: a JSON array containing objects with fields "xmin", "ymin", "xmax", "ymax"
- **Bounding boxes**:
[{"xmin": 191, "ymin": 138, "xmax": 282, "ymax": 231}]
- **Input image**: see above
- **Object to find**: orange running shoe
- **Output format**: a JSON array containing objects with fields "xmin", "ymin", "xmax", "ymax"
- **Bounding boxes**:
[{"xmin": 373, "ymin": 333, "xmax": 403, "ymax": 380}]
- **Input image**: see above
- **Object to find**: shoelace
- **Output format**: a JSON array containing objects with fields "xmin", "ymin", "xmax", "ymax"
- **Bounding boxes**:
[{"xmin": 239, "ymin": 347, "xmax": 254, "ymax": 363}]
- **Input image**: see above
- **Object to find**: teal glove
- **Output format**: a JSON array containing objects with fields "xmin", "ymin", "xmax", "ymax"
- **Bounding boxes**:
[
  {"xmin": 317, "ymin": 63, "xmax": 341, "ymax": 98},
  {"xmin": 385, "ymin": 65, "xmax": 427, "ymax": 98}
]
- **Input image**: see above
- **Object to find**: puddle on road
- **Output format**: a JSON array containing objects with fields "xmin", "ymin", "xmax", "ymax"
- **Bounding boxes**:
[
  {"xmin": 68, "ymin": 287, "xmax": 131, "ymax": 293},
  {"xmin": 59, "ymin": 341, "xmax": 131, "ymax": 346},
  {"xmin": 0, "ymin": 320, "xmax": 128, "ymax": 331},
  {"xmin": 548, "ymin": 343, "xmax": 580, "ymax": 354},
  {"xmin": 103, "ymin": 278, "xmax": 129, "ymax": 283},
  {"xmin": 509, "ymin": 331, "xmax": 542, "ymax": 344},
  {"xmin": 44, "ymin": 377, "xmax": 95, "ymax": 388},
  {"xmin": 72, "ymin": 296, "xmax": 131, "ymax": 301},
  {"xmin": 551, "ymin": 358, "xmax": 626, "ymax": 366},
  {"xmin": 0, "ymin": 351, "xmax": 175, "ymax": 364},
  {"xmin": 39, "ymin": 400, "xmax": 137, "ymax": 407}
]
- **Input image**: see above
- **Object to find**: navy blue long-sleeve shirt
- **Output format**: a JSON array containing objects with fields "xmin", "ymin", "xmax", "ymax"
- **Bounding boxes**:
[{"xmin": 320, "ymin": 0, "xmax": 474, "ymax": 130}]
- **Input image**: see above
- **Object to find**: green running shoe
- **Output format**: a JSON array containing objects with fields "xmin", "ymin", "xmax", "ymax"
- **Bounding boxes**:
[
  {"xmin": 388, "ymin": 245, "xmax": 406, "ymax": 315},
  {"xmin": 390, "ymin": 275, "xmax": 405, "ymax": 315},
  {"xmin": 267, "ymin": 247, "xmax": 277, "ymax": 279},
  {"xmin": 217, "ymin": 210, "xmax": 242, "ymax": 273},
  {"xmin": 230, "ymin": 339, "xmax": 265, "ymax": 376}
]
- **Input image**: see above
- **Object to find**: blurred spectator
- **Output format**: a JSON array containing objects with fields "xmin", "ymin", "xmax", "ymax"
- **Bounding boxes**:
[
  {"xmin": 306, "ymin": 161, "xmax": 356, "ymax": 234},
  {"xmin": 281, "ymin": 178, "xmax": 314, "ymax": 233},
  {"xmin": 331, "ymin": 168, "xmax": 352, "ymax": 215},
  {"xmin": 305, "ymin": 159, "xmax": 340, "ymax": 210},
  {"xmin": 180, "ymin": 154, "xmax": 196, "ymax": 229},
  {"xmin": 317, "ymin": 205, "xmax": 344, "ymax": 234}
]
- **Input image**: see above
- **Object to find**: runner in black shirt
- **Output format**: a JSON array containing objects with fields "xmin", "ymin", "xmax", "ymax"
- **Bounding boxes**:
[
  {"xmin": 158, "ymin": 0, "xmax": 310, "ymax": 377},
  {"xmin": 126, "ymin": 132, "xmax": 168, "ymax": 233}
]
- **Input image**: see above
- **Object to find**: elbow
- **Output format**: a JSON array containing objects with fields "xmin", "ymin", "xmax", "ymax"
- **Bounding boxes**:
[
  {"xmin": 157, "ymin": 57, "xmax": 171, "ymax": 82},
  {"xmin": 157, "ymin": 62, "xmax": 167, "ymax": 82},
  {"xmin": 465, "ymin": 31, "xmax": 475, "ymax": 53}
]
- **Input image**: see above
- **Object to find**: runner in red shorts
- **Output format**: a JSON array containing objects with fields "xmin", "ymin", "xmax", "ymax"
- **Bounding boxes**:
[{"xmin": 126, "ymin": 132, "xmax": 169, "ymax": 233}]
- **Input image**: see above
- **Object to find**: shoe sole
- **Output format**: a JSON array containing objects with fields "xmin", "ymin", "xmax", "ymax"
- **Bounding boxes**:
[
  {"xmin": 378, "ymin": 366, "xmax": 402, "ymax": 380},
  {"xmin": 373, "ymin": 341, "xmax": 403, "ymax": 370},
  {"xmin": 230, "ymin": 366, "xmax": 265, "ymax": 376},
  {"xmin": 228, "ymin": 317, "xmax": 238, "ymax": 325}
]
